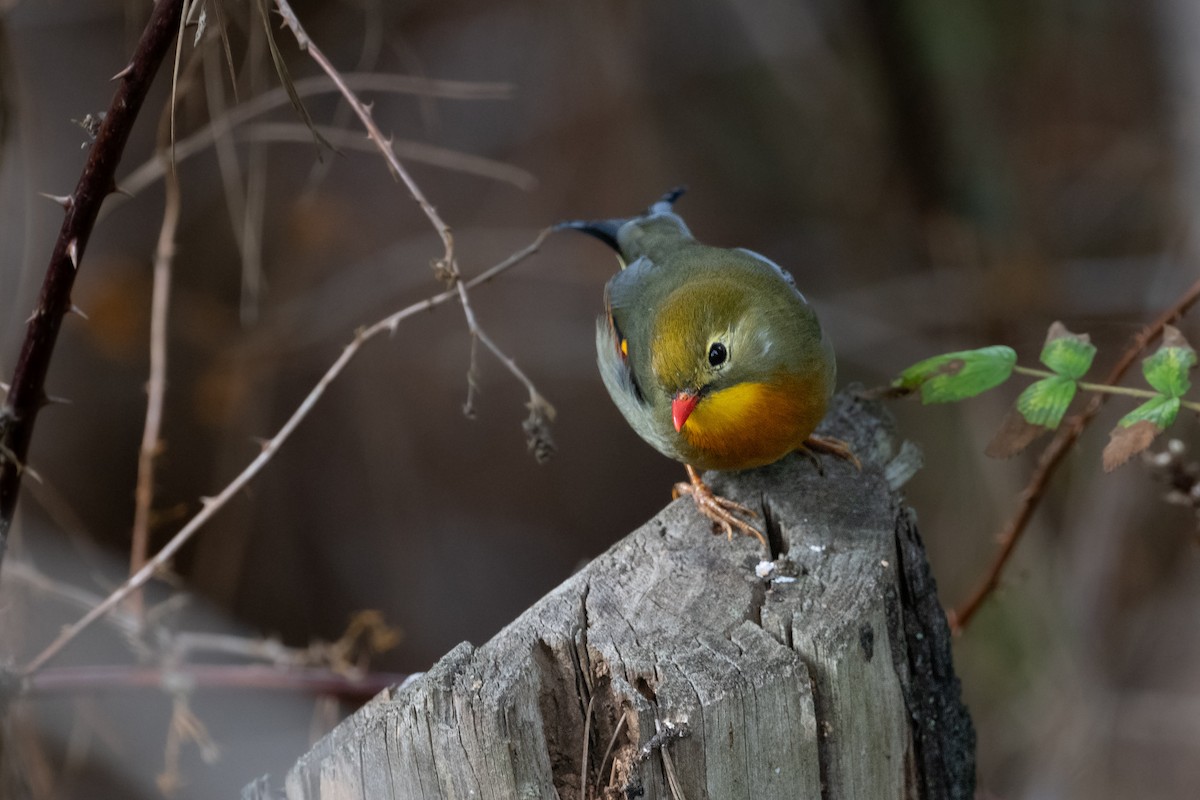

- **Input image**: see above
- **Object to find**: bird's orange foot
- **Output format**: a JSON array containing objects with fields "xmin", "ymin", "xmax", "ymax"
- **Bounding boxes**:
[
  {"xmin": 803, "ymin": 434, "xmax": 862, "ymax": 471},
  {"xmin": 673, "ymin": 464, "xmax": 766, "ymax": 547}
]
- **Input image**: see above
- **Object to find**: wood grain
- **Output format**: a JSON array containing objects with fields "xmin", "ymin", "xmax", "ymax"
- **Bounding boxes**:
[{"xmin": 257, "ymin": 393, "xmax": 973, "ymax": 800}]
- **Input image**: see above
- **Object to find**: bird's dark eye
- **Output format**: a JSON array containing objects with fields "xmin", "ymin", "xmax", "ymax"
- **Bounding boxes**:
[{"xmin": 708, "ymin": 342, "xmax": 728, "ymax": 367}]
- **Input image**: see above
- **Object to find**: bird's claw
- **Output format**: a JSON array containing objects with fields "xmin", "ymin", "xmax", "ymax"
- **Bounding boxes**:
[
  {"xmin": 803, "ymin": 434, "xmax": 862, "ymax": 471},
  {"xmin": 675, "ymin": 465, "xmax": 767, "ymax": 548}
]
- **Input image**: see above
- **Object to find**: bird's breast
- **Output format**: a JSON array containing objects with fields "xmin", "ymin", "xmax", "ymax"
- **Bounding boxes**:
[{"xmin": 680, "ymin": 374, "xmax": 828, "ymax": 471}]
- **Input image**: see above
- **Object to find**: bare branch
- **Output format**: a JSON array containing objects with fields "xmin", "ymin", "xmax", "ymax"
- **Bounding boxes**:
[
  {"xmin": 202, "ymin": 42, "xmax": 255, "ymax": 323},
  {"xmin": 24, "ymin": 664, "xmax": 407, "ymax": 699},
  {"xmin": 129, "ymin": 151, "xmax": 182, "ymax": 610},
  {"xmin": 239, "ymin": 13, "xmax": 271, "ymax": 324},
  {"xmin": 170, "ymin": 631, "xmax": 320, "ymax": 668},
  {"xmin": 168, "ymin": 0, "xmax": 195, "ymax": 167},
  {"xmin": 455, "ymin": 279, "xmax": 557, "ymax": 462},
  {"xmin": 113, "ymin": 72, "xmax": 518, "ymax": 203},
  {"xmin": 16, "ymin": 0, "xmax": 554, "ymax": 675},
  {"xmin": 19, "ymin": 228, "xmax": 552, "ymax": 676},
  {"xmin": 301, "ymin": 0, "xmax": 386, "ymax": 196},
  {"xmin": 242, "ymin": 123, "xmax": 536, "ymax": 189},
  {"xmin": 272, "ymin": 0, "xmax": 457, "ymax": 279},
  {"xmin": 270, "ymin": 0, "xmax": 551, "ymax": 458},
  {"xmin": 3, "ymin": 560, "xmax": 140, "ymax": 639},
  {"xmin": 157, "ymin": 693, "xmax": 220, "ymax": 793}
]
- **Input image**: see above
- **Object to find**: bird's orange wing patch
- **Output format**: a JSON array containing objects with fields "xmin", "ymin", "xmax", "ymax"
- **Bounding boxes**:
[{"xmin": 604, "ymin": 303, "xmax": 629, "ymax": 362}]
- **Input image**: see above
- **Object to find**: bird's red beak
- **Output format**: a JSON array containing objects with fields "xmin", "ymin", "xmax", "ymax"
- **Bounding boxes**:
[{"xmin": 672, "ymin": 392, "xmax": 700, "ymax": 432}]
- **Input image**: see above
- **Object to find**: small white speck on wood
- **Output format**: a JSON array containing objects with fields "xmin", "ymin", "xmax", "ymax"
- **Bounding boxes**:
[{"xmin": 256, "ymin": 393, "xmax": 974, "ymax": 800}]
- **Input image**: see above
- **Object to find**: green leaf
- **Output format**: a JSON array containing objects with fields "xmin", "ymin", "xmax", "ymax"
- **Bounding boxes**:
[
  {"xmin": 1015, "ymin": 375, "xmax": 1076, "ymax": 428},
  {"xmin": 895, "ymin": 346, "xmax": 1017, "ymax": 404},
  {"xmin": 1118, "ymin": 395, "xmax": 1181, "ymax": 430},
  {"xmin": 1040, "ymin": 334, "xmax": 1095, "ymax": 380},
  {"xmin": 1142, "ymin": 345, "xmax": 1196, "ymax": 398}
]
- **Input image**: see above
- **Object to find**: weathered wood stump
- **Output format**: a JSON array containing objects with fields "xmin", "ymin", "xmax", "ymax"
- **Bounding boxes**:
[{"xmin": 251, "ymin": 393, "xmax": 975, "ymax": 799}]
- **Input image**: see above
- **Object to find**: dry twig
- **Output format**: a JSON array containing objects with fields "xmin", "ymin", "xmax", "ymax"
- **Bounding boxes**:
[
  {"xmin": 129, "ymin": 151, "xmax": 181, "ymax": 612},
  {"xmin": 20, "ymin": 227, "xmax": 552, "ymax": 675},
  {"xmin": 201, "ymin": 34, "xmax": 261, "ymax": 327},
  {"xmin": 242, "ymin": 122, "xmax": 537, "ymax": 188},
  {"xmin": 113, "ymin": 72, "xmax": 522, "ymax": 200},
  {"xmin": 8, "ymin": 552, "xmax": 403, "ymax": 696},
  {"xmin": 157, "ymin": 695, "xmax": 218, "ymax": 794},
  {"xmin": 270, "ymin": 0, "xmax": 553, "ymax": 447},
  {"xmin": 273, "ymin": 0, "xmax": 455, "ymax": 275},
  {"xmin": 24, "ymin": 664, "xmax": 406, "ymax": 698},
  {"xmin": 15, "ymin": 0, "xmax": 554, "ymax": 684}
]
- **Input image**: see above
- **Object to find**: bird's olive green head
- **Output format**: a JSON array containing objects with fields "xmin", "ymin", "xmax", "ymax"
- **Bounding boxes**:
[{"xmin": 649, "ymin": 274, "xmax": 774, "ymax": 399}]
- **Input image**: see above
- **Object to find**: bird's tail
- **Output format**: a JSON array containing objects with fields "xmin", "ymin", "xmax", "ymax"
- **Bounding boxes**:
[
  {"xmin": 555, "ymin": 186, "xmax": 687, "ymax": 253},
  {"xmin": 554, "ymin": 217, "xmax": 623, "ymax": 250},
  {"xmin": 648, "ymin": 186, "xmax": 687, "ymax": 215}
]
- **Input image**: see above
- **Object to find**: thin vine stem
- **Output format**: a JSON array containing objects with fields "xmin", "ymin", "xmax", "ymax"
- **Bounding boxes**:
[
  {"xmin": 1011, "ymin": 365, "xmax": 1200, "ymax": 412},
  {"xmin": 951, "ymin": 273, "xmax": 1200, "ymax": 632}
]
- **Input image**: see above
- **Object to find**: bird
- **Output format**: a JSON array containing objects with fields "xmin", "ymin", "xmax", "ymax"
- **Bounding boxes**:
[{"xmin": 559, "ymin": 188, "xmax": 857, "ymax": 547}]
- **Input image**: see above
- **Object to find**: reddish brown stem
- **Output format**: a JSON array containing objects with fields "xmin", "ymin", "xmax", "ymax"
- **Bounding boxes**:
[
  {"xmin": 0, "ymin": 0, "xmax": 185, "ymax": 565},
  {"xmin": 23, "ymin": 664, "xmax": 407, "ymax": 699},
  {"xmin": 951, "ymin": 275, "xmax": 1200, "ymax": 632}
]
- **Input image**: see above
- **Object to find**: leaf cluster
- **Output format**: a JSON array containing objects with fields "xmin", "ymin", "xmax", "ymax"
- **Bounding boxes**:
[{"xmin": 895, "ymin": 322, "xmax": 1198, "ymax": 470}]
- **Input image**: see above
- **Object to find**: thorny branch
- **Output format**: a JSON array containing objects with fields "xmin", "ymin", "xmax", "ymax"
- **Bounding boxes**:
[
  {"xmin": 20, "ymin": 227, "xmax": 552, "ymax": 676},
  {"xmin": 9, "ymin": 0, "xmax": 556, "ymax": 693},
  {"xmin": 950, "ymin": 274, "xmax": 1200, "ymax": 632},
  {"xmin": 0, "ymin": 0, "xmax": 186, "ymax": 568},
  {"xmin": 270, "ymin": 0, "xmax": 553, "ymax": 439}
]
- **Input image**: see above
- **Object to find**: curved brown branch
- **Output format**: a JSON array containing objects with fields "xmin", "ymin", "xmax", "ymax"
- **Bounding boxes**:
[
  {"xmin": 0, "ymin": 0, "xmax": 185, "ymax": 565},
  {"xmin": 19, "ymin": 228, "xmax": 552, "ymax": 677},
  {"xmin": 951, "ymin": 274, "xmax": 1200, "ymax": 632}
]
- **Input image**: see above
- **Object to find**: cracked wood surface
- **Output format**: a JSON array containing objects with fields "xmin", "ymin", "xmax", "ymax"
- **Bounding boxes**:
[{"xmin": 257, "ymin": 393, "xmax": 975, "ymax": 800}]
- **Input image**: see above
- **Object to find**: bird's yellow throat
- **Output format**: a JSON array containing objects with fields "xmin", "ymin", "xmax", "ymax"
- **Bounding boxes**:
[{"xmin": 681, "ymin": 377, "xmax": 822, "ymax": 470}]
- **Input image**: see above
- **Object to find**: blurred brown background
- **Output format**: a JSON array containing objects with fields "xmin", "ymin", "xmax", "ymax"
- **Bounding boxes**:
[{"xmin": 2, "ymin": 0, "xmax": 1199, "ymax": 797}]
